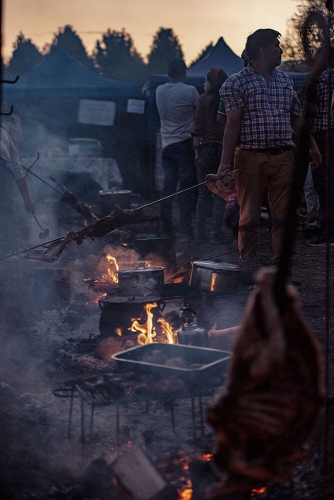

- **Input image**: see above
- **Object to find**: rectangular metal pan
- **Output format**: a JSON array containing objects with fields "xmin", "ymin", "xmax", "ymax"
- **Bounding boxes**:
[{"xmin": 112, "ymin": 343, "xmax": 231, "ymax": 385}]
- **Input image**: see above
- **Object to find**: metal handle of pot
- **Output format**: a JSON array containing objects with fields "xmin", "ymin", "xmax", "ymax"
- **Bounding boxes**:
[{"xmin": 135, "ymin": 264, "xmax": 147, "ymax": 270}]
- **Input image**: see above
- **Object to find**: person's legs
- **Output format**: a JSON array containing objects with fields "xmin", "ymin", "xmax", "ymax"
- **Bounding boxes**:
[
  {"xmin": 267, "ymin": 150, "xmax": 294, "ymax": 263},
  {"xmin": 160, "ymin": 144, "xmax": 179, "ymax": 233},
  {"xmin": 195, "ymin": 144, "xmax": 214, "ymax": 239},
  {"xmin": 177, "ymin": 140, "xmax": 197, "ymax": 234},
  {"xmin": 234, "ymin": 149, "xmax": 267, "ymax": 261}
]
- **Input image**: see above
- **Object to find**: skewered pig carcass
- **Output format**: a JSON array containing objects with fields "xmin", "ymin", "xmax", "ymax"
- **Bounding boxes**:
[
  {"xmin": 205, "ymin": 267, "xmax": 324, "ymax": 497},
  {"xmin": 24, "ymin": 205, "xmax": 142, "ymax": 262},
  {"xmin": 49, "ymin": 176, "xmax": 98, "ymax": 225}
]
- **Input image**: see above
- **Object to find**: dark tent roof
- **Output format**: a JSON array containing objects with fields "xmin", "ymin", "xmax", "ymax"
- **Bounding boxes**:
[
  {"xmin": 2, "ymin": 46, "xmax": 142, "ymax": 99},
  {"xmin": 143, "ymin": 37, "xmax": 244, "ymax": 93},
  {"xmin": 187, "ymin": 37, "xmax": 244, "ymax": 77}
]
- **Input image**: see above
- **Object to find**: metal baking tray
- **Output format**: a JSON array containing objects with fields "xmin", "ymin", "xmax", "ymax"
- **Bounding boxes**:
[{"xmin": 112, "ymin": 343, "xmax": 231, "ymax": 385}]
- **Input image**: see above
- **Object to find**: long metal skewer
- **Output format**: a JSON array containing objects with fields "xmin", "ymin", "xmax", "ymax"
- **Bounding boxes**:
[{"xmin": 0, "ymin": 175, "xmax": 227, "ymax": 261}]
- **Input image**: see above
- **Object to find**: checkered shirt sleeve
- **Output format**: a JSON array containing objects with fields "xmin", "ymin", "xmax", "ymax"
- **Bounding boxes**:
[{"xmin": 220, "ymin": 67, "xmax": 302, "ymax": 148}]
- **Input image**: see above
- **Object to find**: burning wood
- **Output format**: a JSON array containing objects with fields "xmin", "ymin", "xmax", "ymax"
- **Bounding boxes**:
[
  {"xmin": 111, "ymin": 446, "xmax": 178, "ymax": 500},
  {"xmin": 205, "ymin": 267, "xmax": 324, "ymax": 497}
]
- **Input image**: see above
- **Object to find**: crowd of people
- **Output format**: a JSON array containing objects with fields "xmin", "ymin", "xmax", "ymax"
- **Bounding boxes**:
[{"xmin": 156, "ymin": 28, "xmax": 334, "ymax": 283}]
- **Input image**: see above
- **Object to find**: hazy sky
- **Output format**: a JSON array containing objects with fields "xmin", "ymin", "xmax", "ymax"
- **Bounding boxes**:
[{"xmin": 2, "ymin": 0, "xmax": 298, "ymax": 64}]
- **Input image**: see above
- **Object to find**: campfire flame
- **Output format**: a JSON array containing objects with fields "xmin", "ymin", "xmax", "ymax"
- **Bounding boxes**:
[
  {"xmin": 129, "ymin": 302, "xmax": 177, "ymax": 344},
  {"xmin": 130, "ymin": 302, "xmax": 157, "ymax": 344},
  {"xmin": 104, "ymin": 254, "xmax": 119, "ymax": 283},
  {"xmin": 157, "ymin": 316, "xmax": 177, "ymax": 344}
]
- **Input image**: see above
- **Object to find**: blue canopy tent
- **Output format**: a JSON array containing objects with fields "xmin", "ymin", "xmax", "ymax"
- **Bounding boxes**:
[
  {"xmin": 2, "ymin": 47, "xmax": 147, "ymax": 194},
  {"xmin": 2, "ymin": 45, "xmax": 142, "ymax": 100}
]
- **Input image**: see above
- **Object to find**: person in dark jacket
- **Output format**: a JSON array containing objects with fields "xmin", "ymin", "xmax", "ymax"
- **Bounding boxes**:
[{"xmin": 193, "ymin": 68, "xmax": 228, "ymax": 244}]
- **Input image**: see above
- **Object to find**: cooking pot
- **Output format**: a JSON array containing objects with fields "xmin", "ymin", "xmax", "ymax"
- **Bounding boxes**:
[
  {"xmin": 117, "ymin": 264, "xmax": 165, "ymax": 293},
  {"xmin": 99, "ymin": 189, "xmax": 141, "ymax": 216},
  {"xmin": 135, "ymin": 234, "xmax": 177, "ymax": 271},
  {"xmin": 190, "ymin": 260, "xmax": 240, "ymax": 295}
]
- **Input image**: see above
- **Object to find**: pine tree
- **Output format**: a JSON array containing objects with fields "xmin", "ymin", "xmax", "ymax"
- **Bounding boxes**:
[
  {"xmin": 147, "ymin": 28, "xmax": 184, "ymax": 75},
  {"xmin": 5, "ymin": 32, "xmax": 43, "ymax": 79},
  {"xmin": 52, "ymin": 25, "xmax": 95, "ymax": 70},
  {"xmin": 93, "ymin": 29, "xmax": 147, "ymax": 83}
]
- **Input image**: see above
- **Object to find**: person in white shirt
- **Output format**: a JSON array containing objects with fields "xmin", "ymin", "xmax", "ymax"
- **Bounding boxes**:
[{"xmin": 155, "ymin": 58, "xmax": 199, "ymax": 241}]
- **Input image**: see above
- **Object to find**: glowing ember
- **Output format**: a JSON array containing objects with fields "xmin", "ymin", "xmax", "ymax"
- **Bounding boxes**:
[
  {"xmin": 251, "ymin": 486, "xmax": 267, "ymax": 496},
  {"xmin": 129, "ymin": 302, "xmax": 177, "ymax": 344},
  {"xmin": 179, "ymin": 488, "xmax": 192, "ymax": 500}
]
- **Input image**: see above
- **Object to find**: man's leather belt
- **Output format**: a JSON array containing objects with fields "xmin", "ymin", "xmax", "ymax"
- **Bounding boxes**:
[{"xmin": 241, "ymin": 147, "xmax": 293, "ymax": 155}]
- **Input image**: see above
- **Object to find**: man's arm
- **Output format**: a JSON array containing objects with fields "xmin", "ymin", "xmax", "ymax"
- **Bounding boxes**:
[
  {"xmin": 291, "ymin": 115, "xmax": 322, "ymax": 168},
  {"xmin": 16, "ymin": 177, "xmax": 34, "ymax": 214},
  {"xmin": 217, "ymin": 107, "xmax": 243, "ymax": 173}
]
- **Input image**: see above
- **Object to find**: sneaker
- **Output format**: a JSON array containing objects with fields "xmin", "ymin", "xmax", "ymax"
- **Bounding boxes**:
[{"xmin": 307, "ymin": 236, "xmax": 334, "ymax": 247}]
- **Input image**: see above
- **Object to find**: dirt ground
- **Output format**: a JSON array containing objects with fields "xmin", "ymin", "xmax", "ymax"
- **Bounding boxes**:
[{"xmin": 0, "ymin": 204, "xmax": 333, "ymax": 500}]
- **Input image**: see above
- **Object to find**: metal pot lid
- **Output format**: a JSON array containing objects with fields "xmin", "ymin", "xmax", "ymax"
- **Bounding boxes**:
[
  {"xmin": 99, "ymin": 189, "xmax": 132, "ymax": 195},
  {"xmin": 192, "ymin": 261, "xmax": 240, "ymax": 272},
  {"xmin": 118, "ymin": 265, "xmax": 165, "ymax": 274}
]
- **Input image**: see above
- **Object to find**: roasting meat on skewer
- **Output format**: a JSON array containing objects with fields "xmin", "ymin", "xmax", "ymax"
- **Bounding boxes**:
[
  {"xmin": 205, "ymin": 267, "xmax": 324, "ymax": 497},
  {"xmin": 24, "ymin": 205, "xmax": 142, "ymax": 262},
  {"xmin": 205, "ymin": 169, "xmax": 238, "ymax": 200},
  {"xmin": 49, "ymin": 176, "xmax": 98, "ymax": 225}
]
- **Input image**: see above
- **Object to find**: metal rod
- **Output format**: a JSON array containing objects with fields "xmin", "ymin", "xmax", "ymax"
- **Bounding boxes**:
[
  {"xmin": 67, "ymin": 390, "xmax": 74, "ymax": 440},
  {"xmin": 81, "ymin": 398, "xmax": 85, "ymax": 447},
  {"xmin": 20, "ymin": 162, "xmax": 63, "ymax": 194},
  {"xmin": 133, "ymin": 180, "xmax": 208, "ymax": 212},
  {"xmin": 89, "ymin": 404, "xmax": 95, "ymax": 441},
  {"xmin": 0, "ymin": 236, "xmax": 64, "ymax": 261}
]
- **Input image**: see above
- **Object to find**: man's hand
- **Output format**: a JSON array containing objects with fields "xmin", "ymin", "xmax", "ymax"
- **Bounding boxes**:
[
  {"xmin": 309, "ymin": 144, "xmax": 322, "ymax": 169},
  {"xmin": 217, "ymin": 162, "xmax": 232, "ymax": 174}
]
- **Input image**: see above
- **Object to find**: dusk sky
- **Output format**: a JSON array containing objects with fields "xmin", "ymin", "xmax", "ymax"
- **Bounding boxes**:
[{"xmin": 3, "ymin": 0, "xmax": 298, "ymax": 65}]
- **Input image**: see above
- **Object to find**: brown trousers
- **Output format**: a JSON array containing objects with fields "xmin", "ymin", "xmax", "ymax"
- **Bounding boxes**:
[{"xmin": 234, "ymin": 148, "xmax": 295, "ymax": 263}]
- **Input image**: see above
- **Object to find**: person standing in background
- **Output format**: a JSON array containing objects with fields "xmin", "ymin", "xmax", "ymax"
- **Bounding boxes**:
[
  {"xmin": 217, "ymin": 29, "xmax": 321, "ymax": 281},
  {"xmin": 193, "ymin": 67, "xmax": 228, "ymax": 244},
  {"xmin": 156, "ymin": 58, "xmax": 199, "ymax": 242}
]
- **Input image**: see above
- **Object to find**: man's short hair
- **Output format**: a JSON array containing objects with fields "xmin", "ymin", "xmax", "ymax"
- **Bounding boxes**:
[
  {"xmin": 167, "ymin": 58, "xmax": 187, "ymax": 78},
  {"xmin": 245, "ymin": 29, "xmax": 281, "ymax": 61}
]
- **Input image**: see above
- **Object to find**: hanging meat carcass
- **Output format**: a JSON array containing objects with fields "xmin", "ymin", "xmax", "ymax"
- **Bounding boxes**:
[{"xmin": 205, "ymin": 267, "xmax": 324, "ymax": 497}]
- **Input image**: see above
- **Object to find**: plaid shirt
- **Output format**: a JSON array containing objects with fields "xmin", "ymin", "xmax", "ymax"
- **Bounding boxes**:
[
  {"xmin": 310, "ymin": 70, "xmax": 334, "ymax": 134},
  {"xmin": 220, "ymin": 65, "xmax": 302, "ymax": 148}
]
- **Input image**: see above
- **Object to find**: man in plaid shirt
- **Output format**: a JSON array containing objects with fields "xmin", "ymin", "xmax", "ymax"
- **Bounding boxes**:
[{"xmin": 217, "ymin": 28, "xmax": 321, "ymax": 275}]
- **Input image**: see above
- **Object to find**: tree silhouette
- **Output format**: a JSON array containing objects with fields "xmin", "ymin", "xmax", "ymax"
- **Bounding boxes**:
[
  {"xmin": 147, "ymin": 28, "xmax": 184, "ymax": 74},
  {"xmin": 5, "ymin": 32, "xmax": 43, "ymax": 79},
  {"xmin": 52, "ymin": 25, "xmax": 95, "ymax": 70},
  {"xmin": 281, "ymin": 0, "xmax": 333, "ymax": 62},
  {"xmin": 189, "ymin": 42, "xmax": 214, "ymax": 67},
  {"xmin": 93, "ymin": 29, "xmax": 147, "ymax": 83}
]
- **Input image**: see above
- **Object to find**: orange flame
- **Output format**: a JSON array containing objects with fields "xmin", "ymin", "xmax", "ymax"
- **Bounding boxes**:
[
  {"xmin": 103, "ymin": 254, "xmax": 119, "ymax": 283},
  {"xmin": 251, "ymin": 487, "xmax": 267, "ymax": 496},
  {"xmin": 129, "ymin": 302, "xmax": 158, "ymax": 344},
  {"xmin": 129, "ymin": 303, "xmax": 177, "ymax": 344},
  {"xmin": 179, "ymin": 488, "xmax": 192, "ymax": 500},
  {"xmin": 157, "ymin": 317, "xmax": 177, "ymax": 344}
]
